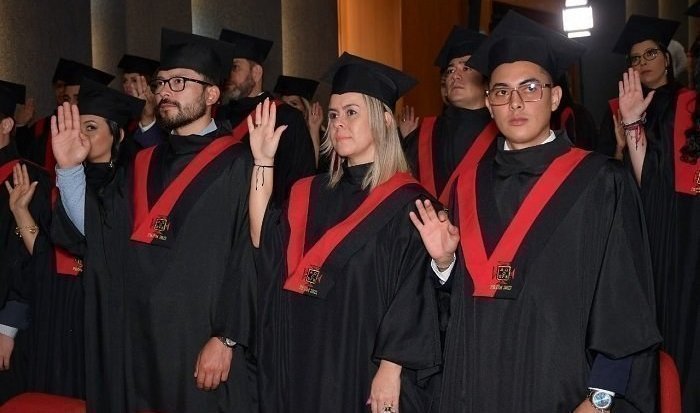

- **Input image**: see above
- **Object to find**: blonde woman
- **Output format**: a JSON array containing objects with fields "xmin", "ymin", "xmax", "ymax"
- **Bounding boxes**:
[{"xmin": 249, "ymin": 53, "xmax": 441, "ymax": 413}]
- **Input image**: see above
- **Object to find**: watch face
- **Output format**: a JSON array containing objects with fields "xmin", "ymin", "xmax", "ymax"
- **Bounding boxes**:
[{"xmin": 591, "ymin": 391, "xmax": 613, "ymax": 409}]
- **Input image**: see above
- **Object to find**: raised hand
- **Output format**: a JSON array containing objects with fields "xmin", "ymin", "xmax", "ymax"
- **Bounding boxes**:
[
  {"xmin": 409, "ymin": 199, "xmax": 460, "ymax": 267},
  {"xmin": 5, "ymin": 163, "xmax": 37, "ymax": 213},
  {"xmin": 51, "ymin": 102, "xmax": 90, "ymax": 169},
  {"xmin": 618, "ymin": 68, "xmax": 654, "ymax": 124},
  {"xmin": 14, "ymin": 97, "xmax": 35, "ymax": 126},
  {"xmin": 307, "ymin": 101, "xmax": 324, "ymax": 134},
  {"xmin": 247, "ymin": 98, "xmax": 287, "ymax": 165},
  {"xmin": 398, "ymin": 105, "xmax": 419, "ymax": 138},
  {"xmin": 136, "ymin": 75, "xmax": 156, "ymax": 125}
]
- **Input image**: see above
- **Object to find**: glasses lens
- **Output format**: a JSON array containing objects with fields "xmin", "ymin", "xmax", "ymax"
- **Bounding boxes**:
[
  {"xmin": 643, "ymin": 49, "xmax": 658, "ymax": 61},
  {"xmin": 518, "ymin": 83, "xmax": 543, "ymax": 102},
  {"xmin": 149, "ymin": 80, "xmax": 164, "ymax": 93},
  {"xmin": 170, "ymin": 77, "xmax": 186, "ymax": 92}
]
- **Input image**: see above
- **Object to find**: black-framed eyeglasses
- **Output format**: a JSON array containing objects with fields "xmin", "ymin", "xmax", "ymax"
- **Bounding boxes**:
[
  {"xmin": 149, "ymin": 76, "xmax": 213, "ymax": 94},
  {"xmin": 486, "ymin": 82, "xmax": 553, "ymax": 106},
  {"xmin": 628, "ymin": 48, "xmax": 661, "ymax": 66}
]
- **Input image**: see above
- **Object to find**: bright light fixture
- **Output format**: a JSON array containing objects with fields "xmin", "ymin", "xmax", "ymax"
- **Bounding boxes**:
[
  {"xmin": 567, "ymin": 30, "xmax": 592, "ymax": 38},
  {"xmin": 565, "ymin": 0, "xmax": 588, "ymax": 6},
  {"xmin": 563, "ymin": 6, "xmax": 593, "ymax": 34}
]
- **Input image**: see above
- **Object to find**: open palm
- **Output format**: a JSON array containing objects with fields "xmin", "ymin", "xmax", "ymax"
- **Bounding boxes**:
[{"xmin": 51, "ymin": 102, "xmax": 90, "ymax": 169}]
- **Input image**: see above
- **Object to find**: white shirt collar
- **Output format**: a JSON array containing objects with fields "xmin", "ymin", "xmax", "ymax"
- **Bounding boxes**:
[{"xmin": 503, "ymin": 130, "xmax": 556, "ymax": 151}]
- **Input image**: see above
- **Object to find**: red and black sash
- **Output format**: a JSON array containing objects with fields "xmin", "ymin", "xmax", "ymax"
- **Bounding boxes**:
[
  {"xmin": 673, "ymin": 89, "xmax": 700, "ymax": 195},
  {"xmin": 131, "ymin": 128, "xmax": 246, "ymax": 245},
  {"xmin": 0, "ymin": 159, "xmax": 20, "ymax": 183},
  {"xmin": 50, "ymin": 188, "xmax": 83, "ymax": 276},
  {"xmin": 283, "ymin": 172, "xmax": 422, "ymax": 298},
  {"xmin": 457, "ymin": 148, "xmax": 591, "ymax": 298},
  {"xmin": 418, "ymin": 117, "xmax": 498, "ymax": 204}
]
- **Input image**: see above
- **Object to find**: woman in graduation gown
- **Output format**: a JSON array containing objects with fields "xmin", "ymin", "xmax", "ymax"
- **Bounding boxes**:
[
  {"xmin": 249, "ymin": 53, "xmax": 441, "ymax": 413},
  {"xmin": 49, "ymin": 78, "xmax": 144, "ymax": 411},
  {"xmin": 605, "ymin": 15, "xmax": 700, "ymax": 412}
]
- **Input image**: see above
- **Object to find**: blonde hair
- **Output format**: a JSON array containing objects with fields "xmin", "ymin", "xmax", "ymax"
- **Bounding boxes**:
[{"xmin": 321, "ymin": 93, "xmax": 410, "ymax": 190}]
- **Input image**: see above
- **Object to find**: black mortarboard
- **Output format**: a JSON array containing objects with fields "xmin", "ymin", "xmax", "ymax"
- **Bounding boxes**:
[
  {"xmin": 159, "ymin": 28, "xmax": 236, "ymax": 84},
  {"xmin": 218, "ymin": 29, "xmax": 274, "ymax": 64},
  {"xmin": 0, "ymin": 80, "xmax": 25, "ymax": 118},
  {"xmin": 323, "ymin": 52, "xmax": 417, "ymax": 109},
  {"xmin": 434, "ymin": 26, "xmax": 488, "ymax": 72},
  {"xmin": 273, "ymin": 75, "xmax": 319, "ymax": 101},
  {"xmin": 612, "ymin": 15, "xmax": 680, "ymax": 54},
  {"xmin": 52, "ymin": 58, "xmax": 75, "ymax": 84},
  {"xmin": 687, "ymin": 1, "xmax": 700, "ymax": 17},
  {"xmin": 468, "ymin": 11, "xmax": 585, "ymax": 79},
  {"xmin": 118, "ymin": 54, "xmax": 160, "ymax": 77},
  {"xmin": 64, "ymin": 61, "xmax": 115, "ymax": 86},
  {"xmin": 77, "ymin": 78, "xmax": 145, "ymax": 128}
]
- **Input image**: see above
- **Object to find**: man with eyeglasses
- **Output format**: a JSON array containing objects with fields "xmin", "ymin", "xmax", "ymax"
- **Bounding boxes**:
[
  {"xmin": 410, "ymin": 11, "xmax": 660, "ymax": 412},
  {"xmin": 403, "ymin": 26, "xmax": 494, "ymax": 207},
  {"xmin": 216, "ymin": 29, "xmax": 315, "ymax": 203},
  {"xmin": 51, "ymin": 28, "xmax": 257, "ymax": 412}
]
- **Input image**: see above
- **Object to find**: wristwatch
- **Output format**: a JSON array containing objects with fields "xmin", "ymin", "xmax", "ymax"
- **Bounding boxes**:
[
  {"xmin": 217, "ymin": 336, "xmax": 237, "ymax": 348},
  {"xmin": 588, "ymin": 390, "xmax": 613, "ymax": 412}
]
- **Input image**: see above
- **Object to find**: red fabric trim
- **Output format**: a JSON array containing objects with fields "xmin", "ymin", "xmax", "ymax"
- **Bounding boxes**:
[
  {"xmin": 438, "ymin": 122, "xmax": 498, "ymax": 205},
  {"xmin": 673, "ymin": 89, "xmax": 699, "ymax": 195},
  {"xmin": 417, "ymin": 116, "xmax": 437, "ymax": 195},
  {"xmin": 130, "ymin": 131, "xmax": 244, "ymax": 244},
  {"xmin": 608, "ymin": 98, "xmax": 619, "ymax": 116},
  {"xmin": 283, "ymin": 172, "xmax": 419, "ymax": 296},
  {"xmin": 457, "ymin": 148, "xmax": 589, "ymax": 297},
  {"xmin": 0, "ymin": 159, "xmax": 20, "ymax": 183}
]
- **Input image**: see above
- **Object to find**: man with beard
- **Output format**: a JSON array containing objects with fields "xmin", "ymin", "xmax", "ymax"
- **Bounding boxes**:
[
  {"xmin": 51, "ymin": 28, "xmax": 257, "ymax": 412},
  {"xmin": 403, "ymin": 26, "xmax": 496, "ymax": 206},
  {"xmin": 216, "ymin": 29, "xmax": 315, "ymax": 203}
]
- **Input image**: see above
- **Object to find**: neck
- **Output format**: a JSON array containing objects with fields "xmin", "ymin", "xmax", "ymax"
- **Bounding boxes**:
[
  {"xmin": 248, "ymin": 84, "xmax": 263, "ymax": 98},
  {"xmin": 645, "ymin": 77, "xmax": 668, "ymax": 90},
  {"xmin": 174, "ymin": 113, "xmax": 213, "ymax": 136},
  {"xmin": 0, "ymin": 135, "xmax": 9, "ymax": 150},
  {"xmin": 451, "ymin": 99, "xmax": 485, "ymax": 111},
  {"xmin": 505, "ymin": 129, "xmax": 551, "ymax": 151}
]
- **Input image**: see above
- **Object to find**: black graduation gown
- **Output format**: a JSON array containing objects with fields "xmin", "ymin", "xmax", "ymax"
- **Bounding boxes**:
[
  {"xmin": 15, "ymin": 115, "xmax": 54, "ymax": 170},
  {"xmin": 403, "ymin": 105, "xmax": 492, "ymax": 196},
  {"xmin": 551, "ymin": 102, "xmax": 599, "ymax": 150},
  {"xmin": 256, "ymin": 164, "xmax": 442, "ymax": 413},
  {"xmin": 439, "ymin": 134, "xmax": 662, "ymax": 412},
  {"xmin": 633, "ymin": 86, "xmax": 700, "ymax": 412},
  {"xmin": 0, "ymin": 144, "xmax": 51, "ymax": 402},
  {"xmin": 216, "ymin": 91, "xmax": 316, "ymax": 205},
  {"xmin": 52, "ymin": 128, "xmax": 258, "ymax": 413}
]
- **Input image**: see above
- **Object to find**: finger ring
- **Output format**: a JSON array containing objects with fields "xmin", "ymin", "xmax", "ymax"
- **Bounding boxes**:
[{"xmin": 254, "ymin": 123, "xmax": 261, "ymax": 128}]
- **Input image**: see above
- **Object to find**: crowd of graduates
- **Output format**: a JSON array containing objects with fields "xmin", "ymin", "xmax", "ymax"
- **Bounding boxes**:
[{"xmin": 0, "ymin": 4, "xmax": 699, "ymax": 413}]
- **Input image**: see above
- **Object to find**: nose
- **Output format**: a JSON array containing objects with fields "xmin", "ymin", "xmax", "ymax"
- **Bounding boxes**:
[{"xmin": 508, "ymin": 90, "xmax": 524, "ymax": 111}]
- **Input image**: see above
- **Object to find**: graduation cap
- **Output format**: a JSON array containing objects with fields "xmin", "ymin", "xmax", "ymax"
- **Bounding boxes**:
[
  {"xmin": 78, "ymin": 78, "xmax": 145, "ymax": 128},
  {"xmin": 64, "ymin": 61, "xmax": 115, "ymax": 86},
  {"xmin": 434, "ymin": 26, "xmax": 488, "ymax": 72},
  {"xmin": 273, "ymin": 75, "xmax": 319, "ymax": 101},
  {"xmin": 612, "ymin": 15, "xmax": 680, "ymax": 54},
  {"xmin": 118, "ymin": 54, "xmax": 160, "ymax": 77},
  {"xmin": 218, "ymin": 29, "xmax": 273, "ymax": 64},
  {"xmin": 467, "ymin": 11, "xmax": 585, "ymax": 79},
  {"xmin": 0, "ymin": 80, "xmax": 26, "ymax": 118},
  {"xmin": 687, "ymin": 1, "xmax": 700, "ymax": 17},
  {"xmin": 52, "ymin": 58, "xmax": 76, "ymax": 84},
  {"xmin": 322, "ymin": 52, "xmax": 417, "ymax": 109},
  {"xmin": 159, "ymin": 28, "xmax": 237, "ymax": 85}
]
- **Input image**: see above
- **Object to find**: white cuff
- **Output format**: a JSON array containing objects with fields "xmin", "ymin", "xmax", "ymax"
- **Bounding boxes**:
[
  {"xmin": 431, "ymin": 254, "xmax": 456, "ymax": 285},
  {"xmin": 0, "ymin": 324, "xmax": 18, "ymax": 339}
]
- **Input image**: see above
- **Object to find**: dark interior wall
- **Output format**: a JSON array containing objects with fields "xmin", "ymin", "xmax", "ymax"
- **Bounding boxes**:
[
  {"xmin": 578, "ymin": 0, "xmax": 629, "ymax": 127},
  {"xmin": 0, "ymin": 1, "xmax": 339, "ymax": 118},
  {"xmin": 0, "ymin": 1, "xmax": 92, "ymax": 116}
]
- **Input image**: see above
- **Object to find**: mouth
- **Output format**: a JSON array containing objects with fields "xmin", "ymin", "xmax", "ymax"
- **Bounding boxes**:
[
  {"xmin": 158, "ymin": 100, "xmax": 179, "ymax": 110},
  {"xmin": 508, "ymin": 117, "xmax": 528, "ymax": 126}
]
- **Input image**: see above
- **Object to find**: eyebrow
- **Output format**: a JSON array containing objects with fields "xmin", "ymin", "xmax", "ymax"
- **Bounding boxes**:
[
  {"xmin": 328, "ymin": 103, "xmax": 360, "ymax": 111},
  {"xmin": 491, "ymin": 77, "xmax": 541, "ymax": 88}
]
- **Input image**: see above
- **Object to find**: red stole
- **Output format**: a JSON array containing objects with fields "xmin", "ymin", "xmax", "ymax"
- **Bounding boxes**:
[
  {"xmin": 418, "ymin": 117, "xmax": 498, "ymax": 204},
  {"xmin": 283, "ymin": 172, "xmax": 419, "ymax": 297},
  {"xmin": 673, "ymin": 90, "xmax": 700, "ymax": 195},
  {"xmin": 130, "ymin": 128, "xmax": 245, "ymax": 244},
  {"xmin": 457, "ymin": 148, "xmax": 590, "ymax": 297},
  {"xmin": 0, "ymin": 159, "xmax": 20, "ymax": 183}
]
